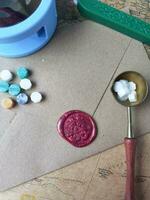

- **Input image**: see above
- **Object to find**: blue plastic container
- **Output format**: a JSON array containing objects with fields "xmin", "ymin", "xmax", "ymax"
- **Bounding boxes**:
[{"xmin": 0, "ymin": 0, "xmax": 57, "ymax": 57}]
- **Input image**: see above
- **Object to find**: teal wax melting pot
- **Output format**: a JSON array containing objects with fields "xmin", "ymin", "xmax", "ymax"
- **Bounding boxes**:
[{"xmin": 0, "ymin": 0, "xmax": 57, "ymax": 57}]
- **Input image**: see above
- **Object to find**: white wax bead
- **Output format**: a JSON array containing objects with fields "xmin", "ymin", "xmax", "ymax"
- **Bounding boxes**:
[
  {"xmin": 118, "ymin": 95, "xmax": 128, "ymax": 101},
  {"xmin": 113, "ymin": 81, "xmax": 123, "ymax": 92},
  {"xmin": 73, "ymin": 0, "xmax": 78, "ymax": 5},
  {"xmin": 128, "ymin": 91, "xmax": 137, "ymax": 103},
  {"xmin": 20, "ymin": 79, "xmax": 32, "ymax": 90},
  {"xmin": 129, "ymin": 81, "xmax": 136, "ymax": 91},
  {"xmin": 120, "ymin": 80, "xmax": 129, "ymax": 88},
  {"xmin": 114, "ymin": 79, "xmax": 136, "ymax": 102},
  {"xmin": 0, "ymin": 70, "xmax": 13, "ymax": 81},
  {"xmin": 117, "ymin": 86, "xmax": 130, "ymax": 98},
  {"xmin": 30, "ymin": 92, "xmax": 42, "ymax": 103}
]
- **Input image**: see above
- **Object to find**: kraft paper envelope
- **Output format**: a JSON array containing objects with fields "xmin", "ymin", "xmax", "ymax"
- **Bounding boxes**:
[{"xmin": 0, "ymin": 21, "xmax": 149, "ymax": 191}]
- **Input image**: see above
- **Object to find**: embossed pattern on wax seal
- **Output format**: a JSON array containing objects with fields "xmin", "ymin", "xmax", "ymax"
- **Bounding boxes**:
[{"xmin": 57, "ymin": 110, "xmax": 97, "ymax": 147}]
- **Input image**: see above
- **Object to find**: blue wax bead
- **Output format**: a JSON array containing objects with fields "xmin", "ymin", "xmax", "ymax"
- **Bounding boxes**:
[
  {"xmin": 16, "ymin": 93, "xmax": 28, "ymax": 105},
  {"xmin": 17, "ymin": 67, "xmax": 29, "ymax": 79},
  {"xmin": 0, "ymin": 80, "xmax": 9, "ymax": 92},
  {"xmin": 9, "ymin": 84, "xmax": 21, "ymax": 96}
]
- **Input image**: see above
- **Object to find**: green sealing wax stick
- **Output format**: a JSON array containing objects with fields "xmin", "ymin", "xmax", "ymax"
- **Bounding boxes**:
[{"xmin": 77, "ymin": 0, "xmax": 150, "ymax": 44}]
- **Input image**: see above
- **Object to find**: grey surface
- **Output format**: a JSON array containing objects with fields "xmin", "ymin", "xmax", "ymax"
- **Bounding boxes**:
[{"xmin": 0, "ymin": 20, "xmax": 148, "ymax": 191}]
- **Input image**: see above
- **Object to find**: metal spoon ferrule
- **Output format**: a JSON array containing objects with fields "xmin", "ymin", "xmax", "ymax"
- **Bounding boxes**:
[{"xmin": 127, "ymin": 106, "xmax": 134, "ymax": 138}]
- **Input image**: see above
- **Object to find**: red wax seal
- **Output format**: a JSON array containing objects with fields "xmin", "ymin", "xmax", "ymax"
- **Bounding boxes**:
[{"xmin": 57, "ymin": 110, "xmax": 97, "ymax": 147}]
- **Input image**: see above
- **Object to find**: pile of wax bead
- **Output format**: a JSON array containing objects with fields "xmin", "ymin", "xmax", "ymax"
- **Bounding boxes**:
[
  {"xmin": 113, "ymin": 80, "xmax": 137, "ymax": 103},
  {"xmin": 0, "ymin": 67, "xmax": 43, "ymax": 109}
]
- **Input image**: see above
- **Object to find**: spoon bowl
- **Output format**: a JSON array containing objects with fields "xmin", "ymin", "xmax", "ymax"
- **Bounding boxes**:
[{"xmin": 111, "ymin": 71, "xmax": 148, "ymax": 107}]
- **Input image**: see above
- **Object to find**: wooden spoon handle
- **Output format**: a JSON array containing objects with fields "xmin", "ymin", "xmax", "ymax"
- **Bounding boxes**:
[{"xmin": 124, "ymin": 138, "xmax": 136, "ymax": 200}]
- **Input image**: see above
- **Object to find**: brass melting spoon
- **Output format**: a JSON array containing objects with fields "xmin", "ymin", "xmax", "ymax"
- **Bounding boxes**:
[{"xmin": 111, "ymin": 71, "xmax": 148, "ymax": 200}]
